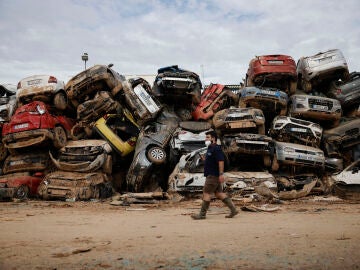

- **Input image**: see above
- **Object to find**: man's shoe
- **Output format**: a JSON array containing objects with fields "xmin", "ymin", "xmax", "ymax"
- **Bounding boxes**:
[
  {"xmin": 222, "ymin": 197, "xmax": 239, "ymax": 218},
  {"xmin": 191, "ymin": 200, "xmax": 210, "ymax": 220}
]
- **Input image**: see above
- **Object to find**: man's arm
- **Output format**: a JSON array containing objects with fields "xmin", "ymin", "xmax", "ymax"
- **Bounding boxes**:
[{"xmin": 218, "ymin": 160, "xmax": 225, "ymax": 182}]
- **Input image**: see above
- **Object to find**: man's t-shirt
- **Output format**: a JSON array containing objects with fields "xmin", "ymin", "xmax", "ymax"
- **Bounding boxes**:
[{"xmin": 204, "ymin": 144, "xmax": 225, "ymax": 177}]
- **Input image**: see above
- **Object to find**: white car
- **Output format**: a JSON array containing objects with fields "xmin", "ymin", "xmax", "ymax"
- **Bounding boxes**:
[
  {"xmin": 332, "ymin": 160, "xmax": 360, "ymax": 200},
  {"xmin": 16, "ymin": 75, "xmax": 67, "ymax": 110},
  {"xmin": 0, "ymin": 83, "xmax": 17, "ymax": 123}
]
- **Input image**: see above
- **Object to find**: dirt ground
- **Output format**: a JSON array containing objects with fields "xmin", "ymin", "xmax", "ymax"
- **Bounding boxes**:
[{"xmin": 0, "ymin": 196, "xmax": 360, "ymax": 270}]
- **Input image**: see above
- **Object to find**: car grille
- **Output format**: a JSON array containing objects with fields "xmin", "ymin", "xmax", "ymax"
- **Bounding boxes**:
[
  {"xmin": 59, "ymin": 153, "xmax": 99, "ymax": 163},
  {"xmin": 225, "ymin": 115, "xmax": 253, "ymax": 121},
  {"xmin": 308, "ymin": 98, "xmax": 333, "ymax": 110},
  {"xmin": 291, "ymin": 118, "xmax": 311, "ymax": 126}
]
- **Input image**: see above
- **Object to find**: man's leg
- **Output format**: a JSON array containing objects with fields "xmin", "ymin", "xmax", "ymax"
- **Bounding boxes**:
[
  {"xmin": 191, "ymin": 192, "xmax": 210, "ymax": 220},
  {"xmin": 215, "ymin": 191, "xmax": 239, "ymax": 218}
]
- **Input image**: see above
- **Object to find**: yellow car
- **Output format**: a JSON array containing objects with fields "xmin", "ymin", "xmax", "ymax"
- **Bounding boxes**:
[{"xmin": 94, "ymin": 109, "xmax": 140, "ymax": 157}]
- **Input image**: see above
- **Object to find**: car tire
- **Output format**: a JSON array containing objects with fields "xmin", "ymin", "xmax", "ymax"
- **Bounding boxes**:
[
  {"xmin": 0, "ymin": 143, "xmax": 8, "ymax": 162},
  {"xmin": 54, "ymin": 92, "xmax": 67, "ymax": 110},
  {"xmin": 271, "ymin": 155, "xmax": 279, "ymax": 172},
  {"xmin": 53, "ymin": 126, "xmax": 67, "ymax": 149},
  {"xmin": 147, "ymin": 146, "xmax": 166, "ymax": 165},
  {"xmin": 301, "ymin": 79, "xmax": 312, "ymax": 93},
  {"xmin": 14, "ymin": 185, "xmax": 29, "ymax": 200}
]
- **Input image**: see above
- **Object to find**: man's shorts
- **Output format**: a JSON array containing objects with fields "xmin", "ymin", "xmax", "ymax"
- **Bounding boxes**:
[{"xmin": 203, "ymin": 175, "xmax": 223, "ymax": 194}]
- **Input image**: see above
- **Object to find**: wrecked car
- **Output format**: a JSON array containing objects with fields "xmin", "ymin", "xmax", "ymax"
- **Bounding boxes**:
[
  {"xmin": 2, "ymin": 101, "xmax": 75, "ymax": 152},
  {"xmin": 65, "ymin": 64, "xmax": 125, "ymax": 108},
  {"xmin": 192, "ymin": 84, "xmax": 239, "ymax": 121},
  {"xmin": 269, "ymin": 116, "xmax": 323, "ymax": 147},
  {"xmin": 0, "ymin": 83, "xmax": 17, "ymax": 123},
  {"xmin": 16, "ymin": 75, "xmax": 68, "ymax": 110},
  {"xmin": 271, "ymin": 141, "xmax": 325, "ymax": 172},
  {"xmin": 0, "ymin": 152, "xmax": 50, "ymax": 200},
  {"xmin": 322, "ymin": 117, "xmax": 360, "ymax": 158},
  {"xmin": 212, "ymin": 107, "xmax": 266, "ymax": 135},
  {"xmin": 127, "ymin": 107, "xmax": 180, "ymax": 192},
  {"xmin": 296, "ymin": 49, "xmax": 349, "ymax": 93},
  {"xmin": 222, "ymin": 133, "xmax": 273, "ymax": 167},
  {"xmin": 93, "ymin": 110, "xmax": 140, "ymax": 157},
  {"xmin": 49, "ymin": 139, "xmax": 113, "ymax": 173},
  {"xmin": 245, "ymin": 54, "xmax": 297, "ymax": 95},
  {"xmin": 288, "ymin": 94, "xmax": 342, "ymax": 126},
  {"xmin": 332, "ymin": 160, "xmax": 360, "ymax": 200},
  {"xmin": 239, "ymin": 86, "xmax": 288, "ymax": 116}
]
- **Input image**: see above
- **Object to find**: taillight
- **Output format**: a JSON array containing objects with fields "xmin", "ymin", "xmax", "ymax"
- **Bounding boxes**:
[
  {"xmin": 336, "ymin": 89, "xmax": 342, "ymax": 95},
  {"xmin": 128, "ymin": 138, "xmax": 137, "ymax": 147},
  {"xmin": 17, "ymin": 82, "xmax": 21, "ymax": 89},
  {"xmin": 48, "ymin": 76, "xmax": 57, "ymax": 83}
]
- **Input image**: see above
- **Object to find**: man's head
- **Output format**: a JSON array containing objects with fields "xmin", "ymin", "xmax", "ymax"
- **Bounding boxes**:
[{"xmin": 205, "ymin": 130, "xmax": 217, "ymax": 145}]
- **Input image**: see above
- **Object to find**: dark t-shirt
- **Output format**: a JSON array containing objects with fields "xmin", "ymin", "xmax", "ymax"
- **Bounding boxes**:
[{"xmin": 204, "ymin": 144, "xmax": 225, "ymax": 177}]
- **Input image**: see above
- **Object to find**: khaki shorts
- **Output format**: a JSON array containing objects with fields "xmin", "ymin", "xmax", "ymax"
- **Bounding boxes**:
[{"xmin": 203, "ymin": 175, "xmax": 223, "ymax": 194}]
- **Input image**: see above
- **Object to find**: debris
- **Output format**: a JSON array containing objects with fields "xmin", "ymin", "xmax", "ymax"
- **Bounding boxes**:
[{"xmin": 241, "ymin": 204, "xmax": 280, "ymax": 212}]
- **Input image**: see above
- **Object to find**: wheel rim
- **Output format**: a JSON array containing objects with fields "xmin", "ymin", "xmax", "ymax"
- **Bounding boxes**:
[
  {"xmin": 150, "ymin": 148, "xmax": 165, "ymax": 160},
  {"xmin": 15, "ymin": 186, "xmax": 28, "ymax": 199}
]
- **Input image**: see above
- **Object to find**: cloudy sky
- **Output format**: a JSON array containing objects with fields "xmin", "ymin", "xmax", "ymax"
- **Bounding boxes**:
[{"xmin": 1, "ymin": 0, "xmax": 359, "ymax": 86}]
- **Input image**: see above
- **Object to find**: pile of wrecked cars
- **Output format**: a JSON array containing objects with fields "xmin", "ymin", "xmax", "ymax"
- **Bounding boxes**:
[{"xmin": 0, "ymin": 48, "xmax": 359, "ymax": 202}]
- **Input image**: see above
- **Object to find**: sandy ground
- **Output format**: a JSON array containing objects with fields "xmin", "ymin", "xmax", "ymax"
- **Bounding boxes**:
[{"xmin": 0, "ymin": 197, "xmax": 360, "ymax": 270}]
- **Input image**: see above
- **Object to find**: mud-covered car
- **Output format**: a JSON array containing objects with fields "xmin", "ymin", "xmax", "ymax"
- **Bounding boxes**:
[
  {"xmin": 288, "ymin": 94, "xmax": 342, "ymax": 126},
  {"xmin": 127, "ymin": 108, "xmax": 180, "ymax": 192},
  {"xmin": 271, "ymin": 141, "xmax": 325, "ymax": 172},
  {"xmin": 16, "ymin": 75, "xmax": 68, "ymax": 110},
  {"xmin": 93, "ymin": 110, "xmax": 140, "ymax": 157},
  {"xmin": 322, "ymin": 117, "xmax": 360, "ymax": 157},
  {"xmin": 192, "ymin": 84, "xmax": 239, "ymax": 121},
  {"xmin": 332, "ymin": 160, "xmax": 360, "ymax": 200},
  {"xmin": 65, "ymin": 64, "xmax": 125, "ymax": 108},
  {"xmin": 0, "ymin": 83, "xmax": 17, "ymax": 123},
  {"xmin": 152, "ymin": 65, "xmax": 202, "ymax": 106},
  {"xmin": 49, "ymin": 140, "xmax": 113, "ymax": 173},
  {"xmin": 222, "ymin": 133, "xmax": 273, "ymax": 167},
  {"xmin": 38, "ymin": 171, "xmax": 112, "ymax": 200},
  {"xmin": 213, "ymin": 107, "xmax": 266, "ymax": 135},
  {"xmin": 245, "ymin": 54, "xmax": 297, "ymax": 95},
  {"xmin": 325, "ymin": 72, "xmax": 360, "ymax": 109},
  {"xmin": 2, "ymin": 101, "xmax": 75, "ymax": 152},
  {"xmin": 0, "ymin": 152, "xmax": 49, "ymax": 200},
  {"xmin": 296, "ymin": 49, "xmax": 349, "ymax": 93},
  {"xmin": 269, "ymin": 116, "xmax": 323, "ymax": 147},
  {"xmin": 239, "ymin": 86, "xmax": 288, "ymax": 116}
]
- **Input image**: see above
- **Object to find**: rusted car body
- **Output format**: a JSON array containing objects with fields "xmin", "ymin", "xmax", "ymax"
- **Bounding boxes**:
[
  {"xmin": 213, "ymin": 107, "xmax": 266, "ymax": 135},
  {"xmin": 2, "ymin": 152, "xmax": 50, "ymax": 174},
  {"xmin": 49, "ymin": 140, "xmax": 113, "ymax": 173},
  {"xmin": 272, "ymin": 141, "xmax": 325, "ymax": 171},
  {"xmin": 38, "ymin": 171, "xmax": 112, "ymax": 200},
  {"xmin": 222, "ymin": 133, "xmax": 273, "ymax": 167},
  {"xmin": 127, "ymin": 108, "xmax": 180, "ymax": 192},
  {"xmin": 192, "ymin": 84, "xmax": 239, "ymax": 121},
  {"xmin": 322, "ymin": 117, "xmax": 360, "ymax": 157},
  {"xmin": 245, "ymin": 54, "xmax": 297, "ymax": 95},
  {"xmin": 65, "ymin": 64, "xmax": 125, "ymax": 108},
  {"xmin": 16, "ymin": 75, "xmax": 67, "ymax": 110},
  {"xmin": 2, "ymin": 101, "xmax": 75, "ymax": 151},
  {"xmin": 289, "ymin": 94, "xmax": 342, "ymax": 125},
  {"xmin": 296, "ymin": 49, "xmax": 349, "ymax": 92},
  {"xmin": 269, "ymin": 116, "xmax": 323, "ymax": 147},
  {"xmin": 239, "ymin": 86, "xmax": 288, "ymax": 115}
]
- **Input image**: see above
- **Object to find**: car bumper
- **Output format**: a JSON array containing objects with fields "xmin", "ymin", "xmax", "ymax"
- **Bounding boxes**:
[
  {"xmin": 3, "ymin": 129, "xmax": 54, "ymax": 149},
  {"xmin": 0, "ymin": 187, "xmax": 15, "ymax": 199}
]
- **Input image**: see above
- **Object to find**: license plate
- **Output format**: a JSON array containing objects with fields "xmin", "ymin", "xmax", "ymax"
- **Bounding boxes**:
[
  {"xmin": 134, "ymin": 85, "xmax": 160, "ymax": 114},
  {"xmin": 290, "ymin": 127, "xmax": 307, "ymax": 133},
  {"xmin": 312, "ymin": 104, "xmax": 328, "ymax": 110},
  {"xmin": 14, "ymin": 123, "xmax": 29, "ymax": 130},
  {"xmin": 27, "ymin": 79, "xmax": 42, "ymax": 86},
  {"xmin": 268, "ymin": 60, "xmax": 283, "ymax": 64},
  {"xmin": 262, "ymin": 90, "xmax": 276, "ymax": 95}
]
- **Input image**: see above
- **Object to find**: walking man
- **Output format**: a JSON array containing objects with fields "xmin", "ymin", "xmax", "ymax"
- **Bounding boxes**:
[{"xmin": 191, "ymin": 130, "xmax": 238, "ymax": 220}]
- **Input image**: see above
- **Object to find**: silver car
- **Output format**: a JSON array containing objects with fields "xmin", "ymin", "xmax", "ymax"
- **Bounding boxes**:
[{"xmin": 296, "ymin": 49, "xmax": 349, "ymax": 92}]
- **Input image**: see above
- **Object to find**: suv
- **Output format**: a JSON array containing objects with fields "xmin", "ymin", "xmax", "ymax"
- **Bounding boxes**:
[
  {"xmin": 239, "ymin": 86, "xmax": 288, "ymax": 116},
  {"xmin": 16, "ymin": 75, "xmax": 67, "ymax": 110},
  {"xmin": 289, "ymin": 94, "xmax": 342, "ymax": 126},
  {"xmin": 245, "ymin": 54, "xmax": 297, "ymax": 95},
  {"xmin": 212, "ymin": 107, "xmax": 266, "ymax": 135},
  {"xmin": 296, "ymin": 49, "xmax": 349, "ymax": 93},
  {"xmin": 2, "ymin": 101, "xmax": 75, "ymax": 153},
  {"xmin": 269, "ymin": 116, "xmax": 323, "ymax": 147},
  {"xmin": 192, "ymin": 84, "xmax": 239, "ymax": 121}
]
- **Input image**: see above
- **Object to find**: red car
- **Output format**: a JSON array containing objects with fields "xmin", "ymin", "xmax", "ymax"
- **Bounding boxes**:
[
  {"xmin": 2, "ymin": 101, "xmax": 75, "ymax": 153},
  {"xmin": 245, "ymin": 54, "xmax": 297, "ymax": 95},
  {"xmin": 192, "ymin": 84, "xmax": 238, "ymax": 121}
]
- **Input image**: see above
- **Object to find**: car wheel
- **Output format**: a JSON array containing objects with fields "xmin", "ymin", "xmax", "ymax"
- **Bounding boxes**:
[
  {"xmin": 14, "ymin": 185, "xmax": 29, "ymax": 200},
  {"xmin": 301, "ymin": 79, "xmax": 312, "ymax": 93},
  {"xmin": 147, "ymin": 146, "xmax": 166, "ymax": 165},
  {"xmin": 0, "ymin": 143, "xmax": 8, "ymax": 161},
  {"xmin": 54, "ymin": 92, "xmax": 67, "ymax": 110},
  {"xmin": 53, "ymin": 126, "xmax": 67, "ymax": 149},
  {"xmin": 71, "ymin": 124, "xmax": 85, "ymax": 140},
  {"xmin": 271, "ymin": 155, "xmax": 279, "ymax": 172}
]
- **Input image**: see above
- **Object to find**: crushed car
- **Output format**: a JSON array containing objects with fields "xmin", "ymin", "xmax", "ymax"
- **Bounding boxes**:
[
  {"xmin": 16, "ymin": 75, "xmax": 68, "ymax": 110},
  {"xmin": 238, "ymin": 86, "xmax": 288, "ymax": 116},
  {"xmin": 332, "ymin": 160, "xmax": 360, "ymax": 200},
  {"xmin": 192, "ymin": 84, "xmax": 239, "ymax": 121},
  {"xmin": 0, "ymin": 83, "xmax": 17, "ymax": 123},
  {"xmin": 2, "ymin": 101, "xmax": 75, "ymax": 153},
  {"xmin": 296, "ymin": 49, "xmax": 349, "ymax": 93},
  {"xmin": 269, "ymin": 116, "xmax": 323, "ymax": 147},
  {"xmin": 245, "ymin": 54, "xmax": 297, "ymax": 95},
  {"xmin": 212, "ymin": 107, "xmax": 266, "ymax": 135}
]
